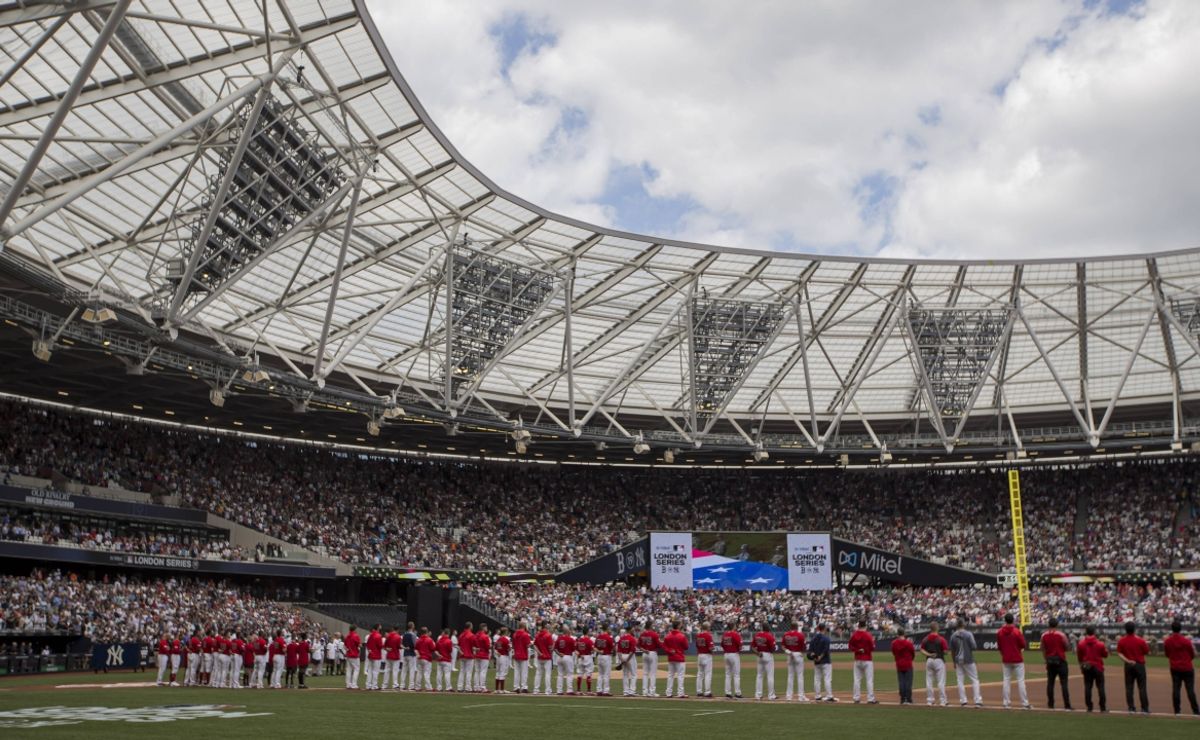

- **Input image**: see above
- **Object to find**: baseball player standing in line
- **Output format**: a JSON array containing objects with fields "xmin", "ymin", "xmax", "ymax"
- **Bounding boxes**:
[
  {"xmin": 402, "ymin": 622, "xmax": 419, "ymax": 691},
  {"xmin": 694, "ymin": 623, "xmax": 715, "ymax": 698},
  {"xmin": 950, "ymin": 619, "xmax": 982, "ymax": 707},
  {"xmin": 251, "ymin": 632, "xmax": 268, "ymax": 689},
  {"xmin": 891, "ymin": 627, "xmax": 915, "ymax": 705},
  {"xmin": 415, "ymin": 627, "xmax": 436, "ymax": 691},
  {"xmin": 343, "ymin": 626, "xmax": 362, "ymax": 690},
  {"xmin": 511, "ymin": 622, "xmax": 532, "ymax": 694},
  {"xmin": 663, "ymin": 621, "xmax": 689, "ymax": 699},
  {"xmin": 436, "ymin": 629, "xmax": 454, "ymax": 691},
  {"xmin": 721, "ymin": 624, "xmax": 743, "ymax": 699},
  {"xmin": 456, "ymin": 623, "xmax": 475, "ymax": 693},
  {"xmin": 920, "ymin": 621, "xmax": 949, "ymax": 707},
  {"xmin": 1040, "ymin": 617, "xmax": 1072, "ymax": 710},
  {"xmin": 185, "ymin": 630, "xmax": 202, "ymax": 687},
  {"xmin": 384, "ymin": 626, "xmax": 402, "ymax": 690},
  {"xmin": 575, "ymin": 627, "xmax": 596, "ymax": 695},
  {"xmin": 752, "ymin": 623, "xmax": 777, "ymax": 701},
  {"xmin": 554, "ymin": 625, "xmax": 577, "ymax": 695},
  {"xmin": 493, "ymin": 626, "xmax": 512, "ymax": 693},
  {"xmin": 782, "ymin": 622, "xmax": 808, "ymax": 702},
  {"xmin": 997, "ymin": 613, "xmax": 1031, "ymax": 710},
  {"xmin": 533, "ymin": 622, "xmax": 554, "ymax": 696},
  {"xmin": 848, "ymin": 620, "xmax": 877, "ymax": 704},
  {"xmin": 1116, "ymin": 621, "xmax": 1151, "ymax": 714},
  {"xmin": 617, "ymin": 626, "xmax": 639, "ymax": 696},
  {"xmin": 808, "ymin": 623, "xmax": 835, "ymax": 702},
  {"xmin": 594, "ymin": 624, "xmax": 615, "ymax": 697},
  {"xmin": 639, "ymin": 621, "xmax": 662, "ymax": 698},
  {"xmin": 474, "ymin": 624, "xmax": 492, "ymax": 693}
]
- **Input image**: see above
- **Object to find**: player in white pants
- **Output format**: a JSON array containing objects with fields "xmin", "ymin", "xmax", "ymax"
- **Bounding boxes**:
[
  {"xmin": 596, "ymin": 646, "xmax": 613, "ymax": 697},
  {"xmin": 437, "ymin": 629, "xmax": 453, "ymax": 691},
  {"xmin": 640, "ymin": 623, "xmax": 660, "ymax": 698},
  {"xmin": 926, "ymin": 658, "xmax": 948, "ymax": 705},
  {"xmin": 557, "ymin": 653, "xmax": 576, "ymax": 694},
  {"xmin": 618, "ymin": 628, "xmax": 638, "ymax": 697},
  {"xmin": 185, "ymin": 637, "xmax": 201, "ymax": 687},
  {"xmin": 786, "ymin": 651, "xmax": 806, "ymax": 701},
  {"xmin": 155, "ymin": 635, "xmax": 172, "ymax": 686},
  {"xmin": 404, "ymin": 653, "xmax": 419, "ymax": 691},
  {"xmin": 535, "ymin": 653, "xmax": 553, "ymax": 695},
  {"xmin": 852, "ymin": 660, "xmax": 874, "ymax": 703},
  {"xmin": 755, "ymin": 651, "xmax": 776, "ymax": 700},
  {"xmin": 1001, "ymin": 663, "xmax": 1028, "ymax": 708},
  {"xmin": 956, "ymin": 662, "xmax": 981, "ymax": 705},
  {"xmin": 215, "ymin": 649, "xmax": 231, "ymax": 688},
  {"xmin": 271, "ymin": 651, "xmax": 286, "ymax": 689},
  {"xmin": 695, "ymin": 627, "xmax": 714, "ymax": 698}
]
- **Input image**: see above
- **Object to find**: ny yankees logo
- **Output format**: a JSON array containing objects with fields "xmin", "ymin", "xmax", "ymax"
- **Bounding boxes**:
[{"xmin": 106, "ymin": 645, "xmax": 124, "ymax": 666}]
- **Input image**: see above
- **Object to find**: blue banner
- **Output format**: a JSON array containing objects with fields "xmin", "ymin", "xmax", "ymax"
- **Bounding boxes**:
[{"xmin": 90, "ymin": 642, "xmax": 142, "ymax": 670}]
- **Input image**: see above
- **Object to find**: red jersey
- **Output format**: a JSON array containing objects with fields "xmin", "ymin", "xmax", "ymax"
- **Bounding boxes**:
[
  {"xmin": 366, "ymin": 631, "xmax": 384, "ymax": 661},
  {"xmin": 242, "ymin": 641, "xmax": 255, "ymax": 666},
  {"xmin": 203, "ymin": 636, "xmax": 217, "ymax": 654},
  {"xmin": 554, "ymin": 634, "xmax": 576, "ymax": 656},
  {"xmin": 511, "ymin": 629, "xmax": 532, "ymax": 661},
  {"xmin": 594, "ymin": 633, "xmax": 615, "ymax": 656},
  {"xmin": 473, "ymin": 632, "xmax": 491, "ymax": 660},
  {"xmin": 752, "ymin": 631, "xmax": 776, "ymax": 654},
  {"xmin": 694, "ymin": 631, "xmax": 714, "ymax": 654},
  {"xmin": 458, "ymin": 630, "xmax": 474, "ymax": 659},
  {"xmin": 1076, "ymin": 635, "xmax": 1109, "ymax": 673},
  {"xmin": 534, "ymin": 631, "xmax": 554, "ymax": 660},
  {"xmin": 891, "ymin": 637, "xmax": 915, "ymax": 672},
  {"xmin": 1163, "ymin": 633, "xmax": 1195, "ymax": 672},
  {"xmin": 170, "ymin": 638, "xmax": 183, "ymax": 655},
  {"xmin": 494, "ymin": 635, "xmax": 511, "ymax": 657},
  {"xmin": 616, "ymin": 634, "xmax": 637, "ymax": 655},
  {"xmin": 721, "ymin": 630, "xmax": 743, "ymax": 653},
  {"xmin": 575, "ymin": 636, "xmax": 594, "ymax": 656},
  {"xmin": 230, "ymin": 638, "xmax": 245, "ymax": 660},
  {"xmin": 344, "ymin": 631, "xmax": 362, "ymax": 659},
  {"xmin": 286, "ymin": 642, "xmax": 301, "ymax": 669},
  {"xmin": 220, "ymin": 637, "xmax": 234, "ymax": 655},
  {"xmin": 416, "ymin": 635, "xmax": 436, "ymax": 662},
  {"xmin": 997, "ymin": 624, "xmax": 1025, "ymax": 664},
  {"xmin": 298, "ymin": 640, "xmax": 310, "ymax": 667},
  {"xmin": 782, "ymin": 630, "xmax": 806, "ymax": 654},
  {"xmin": 384, "ymin": 632, "xmax": 402, "ymax": 661},
  {"xmin": 253, "ymin": 637, "xmax": 268, "ymax": 656},
  {"xmin": 157, "ymin": 639, "xmax": 170, "ymax": 656},
  {"xmin": 436, "ymin": 636, "xmax": 453, "ymax": 662},
  {"xmin": 638, "ymin": 630, "xmax": 662, "ymax": 653},
  {"xmin": 1040, "ymin": 630, "xmax": 1068, "ymax": 661},
  {"xmin": 849, "ymin": 630, "xmax": 874, "ymax": 661},
  {"xmin": 663, "ymin": 630, "xmax": 688, "ymax": 663},
  {"xmin": 1116, "ymin": 634, "xmax": 1149, "ymax": 665},
  {"xmin": 188, "ymin": 636, "xmax": 202, "ymax": 654},
  {"xmin": 268, "ymin": 637, "xmax": 285, "ymax": 659}
]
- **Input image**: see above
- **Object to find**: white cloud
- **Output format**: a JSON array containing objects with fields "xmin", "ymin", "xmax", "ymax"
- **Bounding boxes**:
[{"xmin": 366, "ymin": 0, "xmax": 1200, "ymax": 259}]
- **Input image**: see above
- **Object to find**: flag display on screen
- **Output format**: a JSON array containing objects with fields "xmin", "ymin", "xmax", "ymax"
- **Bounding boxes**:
[{"xmin": 650, "ymin": 531, "xmax": 831, "ymax": 591}]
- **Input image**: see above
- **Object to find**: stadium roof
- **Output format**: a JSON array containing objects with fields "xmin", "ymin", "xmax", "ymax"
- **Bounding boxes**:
[{"xmin": 1, "ymin": 0, "xmax": 1199, "ymax": 464}]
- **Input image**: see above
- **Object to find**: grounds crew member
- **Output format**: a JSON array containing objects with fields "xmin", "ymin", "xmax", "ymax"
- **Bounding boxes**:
[
  {"xmin": 1040, "ymin": 617, "xmax": 1072, "ymax": 710},
  {"xmin": 1076, "ymin": 625, "xmax": 1108, "ymax": 713}
]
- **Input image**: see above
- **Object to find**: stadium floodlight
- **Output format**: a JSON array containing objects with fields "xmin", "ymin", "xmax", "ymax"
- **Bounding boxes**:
[
  {"xmin": 1170, "ymin": 440, "xmax": 1183, "ymax": 452},
  {"xmin": 510, "ymin": 421, "xmax": 531, "ymax": 442},
  {"xmin": 382, "ymin": 403, "xmax": 405, "ymax": 419},
  {"xmin": 662, "ymin": 448, "xmax": 676, "ymax": 464},
  {"xmin": 514, "ymin": 440, "xmax": 527, "ymax": 454},
  {"xmin": 209, "ymin": 389, "xmax": 225, "ymax": 408},
  {"xmin": 752, "ymin": 445, "xmax": 769, "ymax": 463},
  {"xmin": 81, "ymin": 306, "xmax": 117, "ymax": 324},
  {"xmin": 31, "ymin": 339, "xmax": 51, "ymax": 362},
  {"xmin": 366, "ymin": 420, "xmax": 381, "ymax": 437},
  {"xmin": 879, "ymin": 450, "xmax": 893, "ymax": 464},
  {"xmin": 632, "ymin": 435, "xmax": 650, "ymax": 455}
]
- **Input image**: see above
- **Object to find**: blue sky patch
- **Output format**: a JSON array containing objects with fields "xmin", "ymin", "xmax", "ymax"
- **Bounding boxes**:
[{"xmin": 489, "ymin": 12, "xmax": 556, "ymax": 78}]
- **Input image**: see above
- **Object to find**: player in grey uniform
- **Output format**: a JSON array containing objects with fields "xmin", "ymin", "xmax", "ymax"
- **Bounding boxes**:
[{"xmin": 950, "ymin": 620, "xmax": 982, "ymax": 707}]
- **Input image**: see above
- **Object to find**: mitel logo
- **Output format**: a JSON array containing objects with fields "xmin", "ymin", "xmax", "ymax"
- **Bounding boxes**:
[{"xmin": 838, "ymin": 549, "xmax": 903, "ymax": 575}]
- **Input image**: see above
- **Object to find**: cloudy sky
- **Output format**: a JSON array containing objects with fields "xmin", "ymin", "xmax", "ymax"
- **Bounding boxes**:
[{"xmin": 365, "ymin": 0, "xmax": 1199, "ymax": 260}]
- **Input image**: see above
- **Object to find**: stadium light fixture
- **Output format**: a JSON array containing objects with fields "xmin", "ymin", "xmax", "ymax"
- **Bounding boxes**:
[
  {"xmin": 752, "ymin": 445, "xmax": 769, "ymax": 463},
  {"xmin": 208, "ymin": 389, "xmax": 225, "ymax": 408},
  {"xmin": 31, "ymin": 339, "xmax": 52, "ymax": 362},
  {"xmin": 81, "ymin": 306, "xmax": 117, "ymax": 324},
  {"xmin": 879, "ymin": 449, "xmax": 893, "ymax": 464},
  {"xmin": 366, "ymin": 419, "xmax": 381, "ymax": 437},
  {"xmin": 382, "ymin": 404, "xmax": 405, "ymax": 419},
  {"xmin": 632, "ymin": 435, "xmax": 650, "ymax": 455},
  {"xmin": 662, "ymin": 448, "xmax": 676, "ymax": 464},
  {"xmin": 241, "ymin": 367, "xmax": 269, "ymax": 384},
  {"xmin": 514, "ymin": 440, "xmax": 527, "ymax": 454}
]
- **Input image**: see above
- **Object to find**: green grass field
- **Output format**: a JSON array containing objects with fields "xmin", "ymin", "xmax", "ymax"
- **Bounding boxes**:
[{"xmin": 1, "ymin": 654, "xmax": 1196, "ymax": 738}]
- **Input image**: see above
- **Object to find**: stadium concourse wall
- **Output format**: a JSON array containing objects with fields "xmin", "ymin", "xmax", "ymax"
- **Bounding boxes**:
[{"xmin": 554, "ymin": 535, "xmax": 998, "ymax": 588}]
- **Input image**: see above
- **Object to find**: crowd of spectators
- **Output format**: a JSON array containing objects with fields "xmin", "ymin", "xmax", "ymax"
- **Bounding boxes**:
[
  {"xmin": 2, "ymin": 400, "xmax": 1198, "ymax": 573},
  {"xmin": 0, "ymin": 569, "xmax": 320, "ymax": 643},
  {"xmin": 464, "ymin": 581, "xmax": 1200, "ymax": 635},
  {"xmin": 0, "ymin": 508, "xmax": 244, "ymax": 561}
]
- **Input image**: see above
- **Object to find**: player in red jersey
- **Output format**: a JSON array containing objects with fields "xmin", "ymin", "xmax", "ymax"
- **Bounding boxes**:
[
  {"xmin": 594, "ymin": 624, "xmax": 615, "ymax": 697},
  {"xmin": 782, "ymin": 622, "xmax": 807, "ymax": 702},
  {"xmin": 285, "ymin": 636, "xmax": 301, "ymax": 689},
  {"xmin": 494, "ymin": 626, "xmax": 512, "ymax": 693},
  {"xmin": 473, "ymin": 624, "xmax": 492, "ymax": 693},
  {"xmin": 1117, "ymin": 621, "xmax": 1150, "ymax": 714},
  {"xmin": 365, "ymin": 624, "xmax": 385, "ymax": 691},
  {"xmin": 533, "ymin": 622, "xmax": 554, "ymax": 696},
  {"xmin": 344, "ymin": 626, "xmax": 362, "ymax": 689},
  {"xmin": 1163, "ymin": 620, "xmax": 1197, "ymax": 716},
  {"xmin": 752, "ymin": 623, "xmax": 777, "ymax": 701},
  {"xmin": 1040, "ymin": 617, "xmax": 1071, "ymax": 710},
  {"xmin": 554, "ymin": 625, "xmax": 577, "ymax": 695},
  {"xmin": 184, "ymin": 630, "xmax": 202, "ymax": 687},
  {"xmin": 892, "ymin": 628, "xmax": 915, "ymax": 705},
  {"xmin": 639, "ymin": 621, "xmax": 662, "ymax": 697},
  {"xmin": 240, "ymin": 634, "xmax": 255, "ymax": 689},
  {"xmin": 229, "ymin": 634, "xmax": 245, "ymax": 689},
  {"xmin": 212, "ymin": 631, "xmax": 230, "ymax": 688},
  {"xmin": 1076, "ymin": 625, "xmax": 1109, "ymax": 712},
  {"xmin": 663, "ymin": 621, "xmax": 689, "ymax": 699},
  {"xmin": 456, "ymin": 623, "xmax": 475, "ymax": 693},
  {"xmin": 251, "ymin": 631, "xmax": 268, "ymax": 689},
  {"xmin": 384, "ymin": 626, "xmax": 403, "ymax": 690},
  {"xmin": 201, "ymin": 629, "xmax": 216, "ymax": 686},
  {"xmin": 435, "ymin": 628, "xmax": 454, "ymax": 691},
  {"xmin": 997, "ymin": 613, "xmax": 1029, "ymax": 709},
  {"xmin": 511, "ymin": 622, "xmax": 532, "ymax": 693},
  {"xmin": 692, "ymin": 623, "xmax": 714, "ymax": 698},
  {"xmin": 721, "ymin": 625, "xmax": 743, "ymax": 698},
  {"xmin": 297, "ymin": 633, "xmax": 311, "ymax": 689},
  {"xmin": 617, "ymin": 626, "xmax": 638, "ymax": 697},
  {"xmin": 155, "ymin": 632, "xmax": 172, "ymax": 686},
  {"xmin": 269, "ymin": 630, "xmax": 287, "ymax": 689},
  {"xmin": 414, "ymin": 627, "xmax": 435, "ymax": 691},
  {"xmin": 849, "ymin": 620, "xmax": 877, "ymax": 704},
  {"xmin": 575, "ymin": 627, "xmax": 595, "ymax": 695}
]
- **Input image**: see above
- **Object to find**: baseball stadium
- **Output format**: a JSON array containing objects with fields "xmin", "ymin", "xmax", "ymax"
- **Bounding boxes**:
[{"xmin": 0, "ymin": 0, "xmax": 1198, "ymax": 737}]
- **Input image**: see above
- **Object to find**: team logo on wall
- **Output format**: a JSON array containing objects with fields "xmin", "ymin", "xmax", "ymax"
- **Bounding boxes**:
[{"xmin": 0, "ymin": 705, "xmax": 272, "ymax": 729}]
